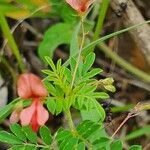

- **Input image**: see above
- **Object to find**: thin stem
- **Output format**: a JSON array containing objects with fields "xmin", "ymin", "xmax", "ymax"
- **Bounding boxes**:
[
  {"xmin": 111, "ymin": 112, "xmax": 138, "ymax": 139},
  {"xmin": 65, "ymin": 109, "xmax": 77, "ymax": 134},
  {"xmin": 111, "ymin": 113, "xmax": 131, "ymax": 139},
  {"xmin": 65, "ymin": 109, "xmax": 93, "ymax": 149},
  {"xmin": 93, "ymin": 0, "xmax": 110, "ymax": 41},
  {"xmin": 71, "ymin": 18, "xmax": 85, "ymax": 88},
  {"xmin": 0, "ymin": 13, "xmax": 25, "ymax": 72},
  {"xmin": 88, "ymin": 0, "xmax": 109, "ymax": 53},
  {"xmin": 111, "ymin": 103, "xmax": 140, "ymax": 139},
  {"xmin": 99, "ymin": 43, "xmax": 150, "ymax": 82}
]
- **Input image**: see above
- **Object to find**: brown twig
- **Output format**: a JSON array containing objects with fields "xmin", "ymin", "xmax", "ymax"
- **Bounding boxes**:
[{"xmin": 111, "ymin": 103, "xmax": 140, "ymax": 139}]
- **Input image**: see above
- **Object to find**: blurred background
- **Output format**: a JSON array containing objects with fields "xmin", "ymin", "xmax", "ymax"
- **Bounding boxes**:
[{"xmin": 0, "ymin": 0, "xmax": 150, "ymax": 149}]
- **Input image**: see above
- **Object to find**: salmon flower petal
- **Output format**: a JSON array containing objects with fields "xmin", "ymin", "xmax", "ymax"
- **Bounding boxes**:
[
  {"xmin": 17, "ymin": 74, "xmax": 32, "ymax": 99},
  {"xmin": 20, "ymin": 101, "xmax": 36, "ymax": 126},
  {"xmin": 17, "ymin": 73, "xmax": 48, "ymax": 99},
  {"xmin": 37, "ymin": 101, "xmax": 49, "ymax": 125},
  {"xmin": 29, "ymin": 74, "xmax": 48, "ymax": 98},
  {"xmin": 66, "ymin": 0, "xmax": 95, "ymax": 13},
  {"xmin": 19, "ymin": 99, "xmax": 49, "ymax": 132},
  {"xmin": 66, "ymin": 0, "xmax": 79, "ymax": 11}
]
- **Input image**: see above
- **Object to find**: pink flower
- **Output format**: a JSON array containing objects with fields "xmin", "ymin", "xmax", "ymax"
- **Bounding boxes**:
[
  {"xmin": 17, "ymin": 73, "xmax": 48, "ymax": 99},
  {"xmin": 20, "ymin": 98, "xmax": 49, "ymax": 132},
  {"xmin": 10, "ymin": 73, "xmax": 49, "ymax": 132},
  {"xmin": 66, "ymin": 0, "xmax": 95, "ymax": 13}
]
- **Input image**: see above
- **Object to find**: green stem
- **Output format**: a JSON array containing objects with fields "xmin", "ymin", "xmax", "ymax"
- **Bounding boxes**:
[
  {"xmin": 65, "ymin": 109, "xmax": 93, "ymax": 149},
  {"xmin": 93, "ymin": 0, "xmax": 110, "ymax": 41},
  {"xmin": 0, "ymin": 13, "xmax": 25, "ymax": 72},
  {"xmin": 89, "ymin": 0, "xmax": 109, "ymax": 53},
  {"xmin": 99, "ymin": 43, "xmax": 150, "ymax": 82},
  {"xmin": 71, "ymin": 18, "xmax": 85, "ymax": 88},
  {"xmin": 65, "ymin": 109, "xmax": 76, "ymax": 134}
]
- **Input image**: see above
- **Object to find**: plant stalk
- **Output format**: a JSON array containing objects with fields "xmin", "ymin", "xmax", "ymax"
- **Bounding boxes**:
[
  {"xmin": 71, "ymin": 18, "xmax": 85, "ymax": 88},
  {"xmin": 65, "ymin": 109, "xmax": 77, "ymax": 134},
  {"xmin": 93, "ymin": 0, "xmax": 110, "ymax": 41},
  {"xmin": 65, "ymin": 109, "xmax": 93, "ymax": 149},
  {"xmin": 0, "ymin": 13, "xmax": 25, "ymax": 72}
]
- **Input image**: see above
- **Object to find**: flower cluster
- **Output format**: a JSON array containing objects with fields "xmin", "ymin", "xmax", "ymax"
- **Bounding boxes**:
[{"xmin": 10, "ymin": 73, "xmax": 49, "ymax": 132}]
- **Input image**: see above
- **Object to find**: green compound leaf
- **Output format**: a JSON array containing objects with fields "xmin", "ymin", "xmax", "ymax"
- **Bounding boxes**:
[
  {"xmin": 129, "ymin": 145, "xmax": 142, "ymax": 150},
  {"xmin": 0, "ymin": 131, "xmax": 22, "ymax": 144},
  {"xmin": 111, "ymin": 139, "xmax": 122, "ymax": 150},
  {"xmin": 10, "ymin": 123, "xmax": 26, "ymax": 142},
  {"xmin": 39, "ymin": 126, "xmax": 52, "ymax": 145},
  {"xmin": 56, "ymin": 122, "xmax": 106, "ymax": 150},
  {"xmin": 22, "ymin": 126, "xmax": 37, "ymax": 144},
  {"xmin": 38, "ymin": 23, "xmax": 73, "ymax": 60}
]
